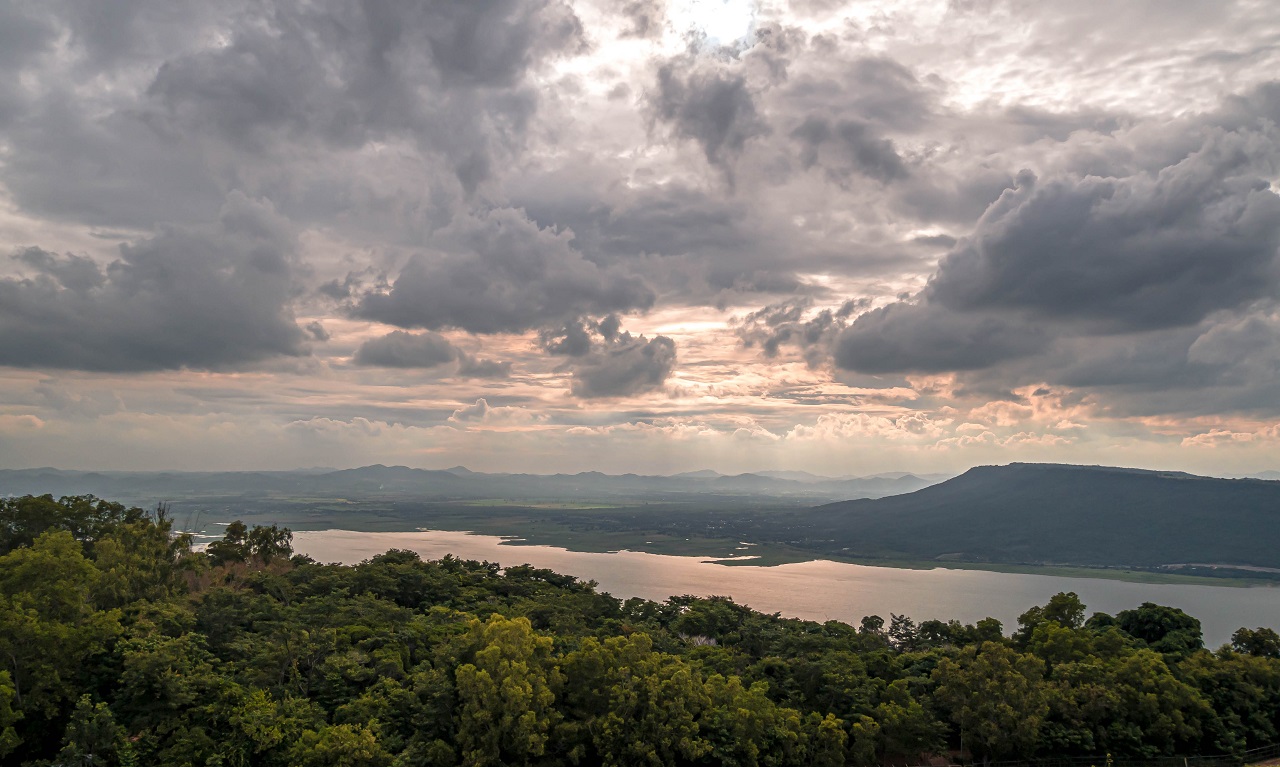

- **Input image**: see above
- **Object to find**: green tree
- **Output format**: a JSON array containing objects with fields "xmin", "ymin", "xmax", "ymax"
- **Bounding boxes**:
[
  {"xmin": 221, "ymin": 688, "xmax": 327, "ymax": 766},
  {"xmin": 0, "ymin": 495, "xmax": 144, "ymax": 554},
  {"xmin": 933, "ymin": 642, "xmax": 1048, "ymax": 760},
  {"xmin": 561, "ymin": 633, "xmax": 710, "ymax": 766},
  {"xmin": 206, "ymin": 521, "xmax": 250, "ymax": 565},
  {"xmin": 247, "ymin": 524, "xmax": 294, "ymax": 564},
  {"xmin": 1026, "ymin": 621, "xmax": 1095, "ymax": 669},
  {"xmin": 0, "ymin": 531, "xmax": 122, "ymax": 727},
  {"xmin": 874, "ymin": 680, "xmax": 945, "ymax": 760},
  {"xmin": 0, "ymin": 671, "xmax": 21, "ymax": 759},
  {"xmin": 1231, "ymin": 628, "xmax": 1280, "ymax": 659},
  {"xmin": 92, "ymin": 511, "xmax": 192, "ymax": 608},
  {"xmin": 455, "ymin": 615, "xmax": 561, "ymax": 767},
  {"xmin": 1014, "ymin": 592, "xmax": 1086, "ymax": 648},
  {"xmin": 55, "ymin": 695, "xmax": 120, "ymax": 767},
  {"xmin": 810, "ymin": 713, "xmax": 848, "ymax": 767},
  {"xmin": 113, "ymin": 631, "xmax": 229, "ymax": 765},
  {"xmin": 698, "ymin": 674, "xmax": 809, "ymax": 767},
  {"xmin": 290, "ymin": 723, "xmax": 392, "ymax": 767},
  {"xmin": 1116, "ymin": 603, "xmax": 1203, "ymax": 655},
  {"xmin": 888, "ymin": 614, "xmax": 920, "ymax": 652},
  {"xmin": 1101, "ymin": 649, "xmax": 1211, "ymax": 755}
]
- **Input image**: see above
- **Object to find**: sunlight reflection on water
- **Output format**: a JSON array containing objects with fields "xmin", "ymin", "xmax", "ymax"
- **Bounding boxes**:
[{"xmin": 293, "ymin": 529, "xmax": 1280, "ymax": 647}]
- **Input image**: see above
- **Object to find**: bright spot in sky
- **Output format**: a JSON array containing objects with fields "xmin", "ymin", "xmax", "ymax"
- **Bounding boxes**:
[{"xmin": 669, "ymin": 0, "xmax": 758, "ymax": 45}]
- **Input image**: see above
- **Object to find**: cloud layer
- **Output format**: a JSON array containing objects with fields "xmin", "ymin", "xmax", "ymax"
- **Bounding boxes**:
[
  {"xmin": 1, "ymin": 0, "xmax": 1279, "ymax": 471},
  {"xmin": 0, "ymin": 194, "xmax": 307, "ymax": 371}
]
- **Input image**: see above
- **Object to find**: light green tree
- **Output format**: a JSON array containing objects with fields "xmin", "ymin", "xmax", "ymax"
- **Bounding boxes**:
[
  {"xmin": 455, "ymin": 615, "xmax": 561, "ymax": 767},
  {"xmin": 561, "ymin": 633, "xmax": 710, "ymax": 766},
  {"xmin": 0, "ymin": 531, "xmax": 121, "ymax": 720},
  {"xmin": 290, "ymin": 723, "xmax": 392, "ymax": 767},
  {"xmin": 0, "ymin": 671, "xmax": 21, "ymax": 759}
]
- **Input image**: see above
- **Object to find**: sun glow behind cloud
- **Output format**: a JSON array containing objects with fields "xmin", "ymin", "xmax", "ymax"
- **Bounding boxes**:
[{"xmin": 668, "ymin": 0, "xmax": 758, "ymax": 45}]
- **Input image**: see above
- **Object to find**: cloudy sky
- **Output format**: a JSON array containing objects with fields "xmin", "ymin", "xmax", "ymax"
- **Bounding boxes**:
[{"xmin": 1, "ymin": 0, "xmax": 1278, "ymax": 475}]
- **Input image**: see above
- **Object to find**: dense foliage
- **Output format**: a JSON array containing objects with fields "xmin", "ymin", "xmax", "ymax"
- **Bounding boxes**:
[{"xmin": 2, "ymin": 494, "xmax": 1280, "ymax": 767}]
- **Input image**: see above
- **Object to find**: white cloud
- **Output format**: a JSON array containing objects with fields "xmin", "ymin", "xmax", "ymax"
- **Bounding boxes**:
[{"xmin": 449, "ymin": 398, "xmax": 547, "ymax": 427}]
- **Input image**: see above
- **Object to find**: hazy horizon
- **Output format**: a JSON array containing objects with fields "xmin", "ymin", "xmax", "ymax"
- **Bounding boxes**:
[
  {"xmin": 4, "ymin": 461, "xmax": 1277, "ymax": 482},
  {"xmin": 2, "ymin": 1, "xmax": 1279, "ymax": 477}
]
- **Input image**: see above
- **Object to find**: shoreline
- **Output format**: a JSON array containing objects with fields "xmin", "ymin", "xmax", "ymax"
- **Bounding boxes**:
[{"xmin": 293, "ymin": 524, "xmax": 1280, "ymax": 589}]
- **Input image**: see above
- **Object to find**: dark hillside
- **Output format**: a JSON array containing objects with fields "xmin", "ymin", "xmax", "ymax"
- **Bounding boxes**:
[{"xmin": 813, "ymin": 463, "xmax": 1280, "ymax": 568}]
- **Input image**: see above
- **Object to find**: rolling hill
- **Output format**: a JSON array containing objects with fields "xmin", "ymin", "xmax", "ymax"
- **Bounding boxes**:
[
  {"xmin": 0, "ymin": 464, "xmax": 938, "ymax": 505},
  {"xmin": 811, "ymin": 463, "xmax": 1280, "ymax": 569}
]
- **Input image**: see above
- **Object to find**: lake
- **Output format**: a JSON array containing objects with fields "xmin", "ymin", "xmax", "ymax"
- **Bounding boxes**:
[{"xmin": 293, "ymin": 529, "xmax": 1280, "ymax": 647}]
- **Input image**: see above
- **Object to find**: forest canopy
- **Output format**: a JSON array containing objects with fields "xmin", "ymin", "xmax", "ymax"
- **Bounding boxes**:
[{"xmin": 2, "ymin": 493, "xmax": 1279, "ymax": 767}]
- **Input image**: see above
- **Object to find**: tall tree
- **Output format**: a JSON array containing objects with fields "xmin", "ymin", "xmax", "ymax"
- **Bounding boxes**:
[{"xmin": 933, "ymin": 642, "xmax": 1048, "ymax": 761}]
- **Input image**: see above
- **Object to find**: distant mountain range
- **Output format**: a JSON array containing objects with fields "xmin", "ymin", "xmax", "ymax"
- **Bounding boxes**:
[
  {"xmin": 5, "ymin": 461, "xmax": 1280, "ymax": 573},
  {"xmin": 809, "ymin": 463, "xmax": 1280, "ymax": 569},
  {"xmin": 0, "ymin": 464, "xmax": 942, "ymax": 505}
]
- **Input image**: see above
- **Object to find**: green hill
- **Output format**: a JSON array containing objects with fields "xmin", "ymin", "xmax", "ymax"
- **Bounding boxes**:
[{"xmin": 812, "ymin": 463, "xmax": 1280, "ymax": 569}]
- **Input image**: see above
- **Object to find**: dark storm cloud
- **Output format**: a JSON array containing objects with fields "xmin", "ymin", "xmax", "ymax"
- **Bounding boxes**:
[
  {"xmin": 318, "ymin": 270, "xmax": 380, "ymax": 301},
  {"xmin": 833, "ymin": 57, "xmax": 935, "ymax": 130},
  {"xmin": 953, "ymin": 319, "xmax": 1280, "ymax": 418},
  {"xmin": 354, "ymin": 208, "xmax": 655, "ymax": 334},
  {"xmin": 1050, "ymin": 328, "xmax": 1221, "ymax": 390},
  {"xmin": 2, "ymin": 102, "xmax": 228, "ymax": 229},
  {"xmin": 892, "ymin": 165, "xmax": 1018, "ymax": 225},
  {"xmin": 304, "ymin": 321, "xmax": 331, "ymax": 342},
  {"xmin": 457, "ymin": 354, "xmax": 514, "ymax": 379},
  {"xmin": 928, "ymin": 146, "xmax": 1280, "ymax": 331},
  {"xmin": 144, "ymin": 0, "xmax": 583, "ymax": 187},
  {"xmin": 648, "ymin": 60, "xmax": 769, "ymax": 174},
  {"xmin": 540, "ymin": 315, "xmax": 624, "ymax": 357},
  {"xmin": 13, "ymin": 247, "xmax": 105, "ymax": 292},
  {"xmin": 0, "ymin": 0, "xmax": 584, "ymax": 232},
  {"xmin": 1218, "ymin": 82, "xmax": 1280, "ymax": 128},
  {"xmin": 834, "ymin": 303, "xmax": 1049, "ymax": 374},
  {"xmin": 0, "ymin": 3, "xmax": 55, "ymax": 75},
  {"xmin": 2, "ymin": 0, "xmax": 1278, "ymax": 440},
  {"xmin": 37, "ymin": 0, "xmax": 226, "ymax": 69},
  {"xmin": 532, "ymin": 184, "xmax": 752, "ymax": 261},
  {"xmin": 540, "ymin": 319, "xmax": 596, "ymax": 357},
  {"xmin": 0, "ymin": 193, "xmax": 308, "ymax": 371},
  {"xmin": 354, "ymin": 331, "xmax": 459, "ymax": 368},
  {"xmin": 511, "ymin": 178, "xmax": 829, "ymax": 306},
  {"xmin": 999, "ymin": 105, "xmax": 1125, "ymax": 143},
  {"xmin": 353, "ymin": 330, "xmax": 512, "ymax": 377},
  {"xmin": 833, "ymin": 116, "xmax": 1280, "ymax": 413},
  {"xmin": 737, "ymin": 298, "xmax": 868, "ymax": 368},
  {"xmin": 792, "ymin": 116, "xmax": 908, "ymax": 183},
  {"xmin": 783, "ymin": 55, "xmax": 937, "ymax": 133},
  {"xmin": 538, "ymin": 317, "xmax": 675, "ymax": 398},
  {"xmin": 146, "ymin": 0, "xmax": 583, "ymax": 126},
  {"xmin": 570, "ymin": 334, "xmax": 677, "ymax": 399}
]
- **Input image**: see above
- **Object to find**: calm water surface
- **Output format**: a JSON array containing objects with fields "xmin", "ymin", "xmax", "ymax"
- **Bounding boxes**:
[{"xmin": 293, "ymin": 529, "xmax": 1280, "ymax": 647}]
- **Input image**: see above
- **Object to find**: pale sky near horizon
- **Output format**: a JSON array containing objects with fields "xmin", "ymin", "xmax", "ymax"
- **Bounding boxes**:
[{"xmin": 1, "ymin": 0, "xmax": 1279, "ymax": 476}]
